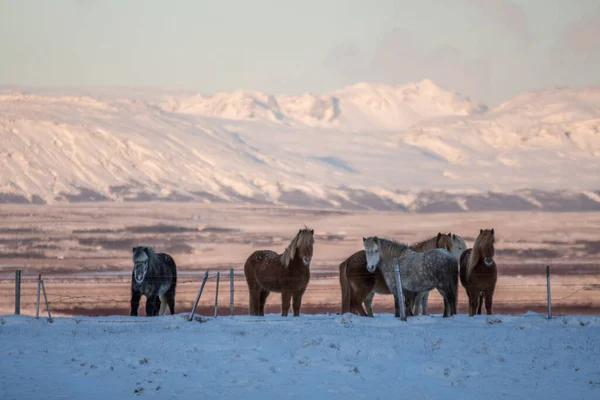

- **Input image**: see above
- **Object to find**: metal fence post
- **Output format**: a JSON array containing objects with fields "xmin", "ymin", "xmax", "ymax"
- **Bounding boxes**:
[
  {"xmin": 393, "ymin": 259, "xmax": 407, "ymax": 321},
  {"xmin": 41, "ymin": 280, "xmax": 53, "ymax": 323},
  {"xmin": 189, "ymin": 271, "xmax": 209, "ymax": 321},
  {"xmin": 546, "ymin": 265, "xmax": 552, "ymax": 319},
  {"xmin": 213, "ymin": 271, "xmax": 220, "ymax": 317},
  {"xmin": 229, "ymin": 268, "xmax": 234, "ymax": 316},
  {"xmin": 14, "ymin": 270, "xmax": 21, "ymax": 315},
  {"xmin": 36, "ymin": 274, "xmax": 41, "ymax": 319}
]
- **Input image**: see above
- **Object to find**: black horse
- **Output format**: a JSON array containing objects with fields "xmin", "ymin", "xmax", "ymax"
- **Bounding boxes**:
[{"xmin": 130, "ymin": 246, "xmax": 177, "ymax": 316}]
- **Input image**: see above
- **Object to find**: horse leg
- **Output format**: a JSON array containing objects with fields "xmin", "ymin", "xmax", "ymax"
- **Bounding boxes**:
[
  {"xmin": 403, "ymin": 291, "xmax": 416, "ymax": 317},
  {"xmin": 165, "ymin": 292, "xmax": 176, "ymax": 315},
  {"xmin": 146, "ymin": 295, "xmax": 159, "ymax": 317},
  {"xmin": 422, "ymin": 291, "xmax": 430, "ymax": 316},
  {"xmin": 444, "ymin": 287, "xmax": 457, "ymax": 317},
  {"xmin": 281, "ymin": 291, "xmax": 292, "ymax": 317},
  {"xmin": 467, "ymin": 289, "xmax": 479, "ymax": 317},
  {"xmin": 351, "ymin": 296, "xmax": 368, "ymax": 317},
  {"xmin": 393, "ymin": 294, "xmax": 401, "ymax": 318},
  {"xmin": 437, "ymin": 288, "xmax": 451, "ymax": 318},
  {"xmin": 259, "ymin": 290, "xmax": 269, "ymax": 316},
  {"xmin": 130, "ymin": 288, "xmax": 141, "ymax": 317},
  {"xmin": 476, "ymin": 293, "xmax": 484, "ymax": 315},
  {"xmin": 292, "ymin": 290, "xmax": 305, "ymax": 317},
  {"xmin": 484, "ymin": 288, "xmax": 495, "ymax": 315},
  {"xmin": 248, "ymin": 287, "xmax": 261, "ymax": 316},
  {"xmin": 363, "ymin": 291, "xmax": 375, "ymax": 317},
  {"xmin": 413, "ymin": 292, "xmax": 422, "ymax": 316}
]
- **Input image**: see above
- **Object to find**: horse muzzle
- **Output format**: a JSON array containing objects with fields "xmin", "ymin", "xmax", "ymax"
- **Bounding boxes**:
[
  {"xmin": 484, "ymin": 258, "xmax": 494, "ymax": 266},
  {"xmin": 303, "ymin": 257, "xmax": 311, "ymax": 266},
  {"xmin": 366, "ymin": 264, "xmax": 377, "ymax": 273}
]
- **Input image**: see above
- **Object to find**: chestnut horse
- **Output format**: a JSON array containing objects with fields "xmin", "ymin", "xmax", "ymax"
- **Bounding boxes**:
[
  {"xmin": 339, "ymin": 233, "xmax": 453, "ymax": 317},
  {"xmin": 459, "ymin": 228, "xmax": 497, "ymax": 316},
  {"xmin": 244, "ymin": 227, "xmax": 314, "ymax": 317}
]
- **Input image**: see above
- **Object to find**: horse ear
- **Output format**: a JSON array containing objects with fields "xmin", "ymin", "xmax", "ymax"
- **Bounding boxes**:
[
  {"xmin": 132, "ymin": 247, "xmax": 136, "ymax": 252},
  {"xmin": 480, "ymin": 229, "xmax": 483, "ymax": 234},
  {"xmin": 448, "ymin": 232, "xmax": 451, "ymax": 237},
  {"xmin": 362, "ymin": 237, "xmax": 366, "ymax": 242},
  {"xmin": 310, "ymin": 229, "xmax": 314, "ymax": 234},
  {"xmin": 437, "ymin": 232, "xmax": 442, "ymax": 239},
  {"xmin": 491, "ymin": 228, "xmax": 495, "ymax": 234}
]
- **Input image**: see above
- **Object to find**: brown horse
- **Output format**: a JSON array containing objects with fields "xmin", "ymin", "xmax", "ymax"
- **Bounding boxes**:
[
  {"xmin": 244, "ymin": 226, "xmax": 314, "ymax": 317},
  {"xmin": 339, "ymin": 233, "xmax": 454, "ymax": 317},
  {"xmin": 459, "ymin": 228, "xmax": 497, "ymax": 316}
]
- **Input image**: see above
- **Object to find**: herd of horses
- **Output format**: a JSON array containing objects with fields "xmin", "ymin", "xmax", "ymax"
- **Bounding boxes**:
[{"xmin": 129, "ymin": 227, "xmax": 498, "ymax": 319}]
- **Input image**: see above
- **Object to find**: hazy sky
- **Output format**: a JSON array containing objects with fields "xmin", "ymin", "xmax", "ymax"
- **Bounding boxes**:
[{"xmin": 1, "ymin": 0, "xmax": 599, "ymax": 105}]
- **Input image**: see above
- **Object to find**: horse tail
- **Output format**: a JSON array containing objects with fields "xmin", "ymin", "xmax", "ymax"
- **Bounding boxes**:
[
  {"xmin": 339, "ymin": 259, "xmax": 352, "ymax": 315},
  {"xmin": 449, "ymin": 257, "xmax": 459, "ymax": 315}
]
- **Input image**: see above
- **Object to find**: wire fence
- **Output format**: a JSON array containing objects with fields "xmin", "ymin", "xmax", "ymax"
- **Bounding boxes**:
[{"xmin": 2, "ymin": 266, "xmax": 600, "ymax": 321}]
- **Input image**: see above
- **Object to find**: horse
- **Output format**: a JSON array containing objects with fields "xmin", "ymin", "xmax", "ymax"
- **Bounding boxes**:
[
  {"xmin": 459, "ymin": 229, "xmax": 497, "ymax": 316},
  {"xmin": 411, "ymin": 233, "xmax": 468, "ymax": 315},
  {"xmin": 244, "ymin": 226, "xmax": 314, "ymax": 317},
  {"xmin": 363, "ymin": 236, "xmax": 458, "ymax": 318},
  {"xmin": 339, "ymin": 233, "xmax": 454, "ymax": 317},
  {"xmin": 130, "ymin": 246, "xmax": 177, "ymax": 317}
]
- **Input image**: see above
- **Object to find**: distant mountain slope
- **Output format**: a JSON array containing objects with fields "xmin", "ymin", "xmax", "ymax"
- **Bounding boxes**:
[
  {"xmin": 0, "ymin": 82, "xmax": 598, "ymax": 211},
  {"xmin": 158, "ymin": 79, "xmax": 487, "ymax": 130}
]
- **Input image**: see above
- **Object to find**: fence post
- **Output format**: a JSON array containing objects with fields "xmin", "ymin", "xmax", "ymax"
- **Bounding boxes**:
[
  {"xmin": 41, "ymin": 279, "xmax": 53, "ymax": 323},
  {"xmin": 546, "ymin": 265, "xmax": 552, "ymax": 319},
  {"xmin": 14, "ymin": 270, "xmax": 21, "ymax": 315},
  {"xmin": 189, "ymin": 271, "xmax": 209, "ymax": 321},
  {"xmin": 229, "ymin": 268, "xmax": 234, "ymax": 316},
  {"xmin": 393, "ymin": 258, "xmax": 407, "ymax": 321},
  {"xmin": 36, "ymin": 274, "xmax": 41, "ymax": 319},
  {"xmin": 213, "ymin": 271, "xmax": 220, "ymax": 317}
]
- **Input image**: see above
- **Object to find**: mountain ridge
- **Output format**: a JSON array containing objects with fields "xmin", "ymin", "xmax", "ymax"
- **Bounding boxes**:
[{"xmin": 1, "ymin": 80, "xmax": 599, "ymax": 212}]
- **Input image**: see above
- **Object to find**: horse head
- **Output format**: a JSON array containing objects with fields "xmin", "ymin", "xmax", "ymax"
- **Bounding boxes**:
[
  {"xmin": 296, "ymin": 227, "xmax": 315, "ymax": 266},
  {"xmin": 478, "ymin": 228, "xmax": 495, "ymax": 266},
  {"xmin": 132, "ymin": 246, "xmax": 152, "ymax": 283},
  {"xmin": 362, "ymin": 236, "xmax": 381, "ymax": 273},
  {"xmin": 436, "ymin": 232, "xmax": 454, "ymax": 252},
  {"xmin": 281, "ymin": 226, "xmax": 315, "ymax": 268},
  {"xmin": 451, "ymin": 233, "xmax": 467, "ymax": 260}
]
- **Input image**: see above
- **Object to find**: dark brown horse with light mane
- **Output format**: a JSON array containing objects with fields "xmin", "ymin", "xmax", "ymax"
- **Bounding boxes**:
[
  {"xmin": 459, "ymin": 228, "xmax": 497, "ymax": 316},
  {"xmin": 244, "ymin": 227, "xmax": 314, "ymax": 317},
  {"xmin": 339, "ymin": 233, "xmax": 454, "ymax": 317}
]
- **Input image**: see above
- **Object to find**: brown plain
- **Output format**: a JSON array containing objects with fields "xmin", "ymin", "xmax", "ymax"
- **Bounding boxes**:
[{"xmin": 0, "ymin": 203, "xmax": 599, "ymax": 317}]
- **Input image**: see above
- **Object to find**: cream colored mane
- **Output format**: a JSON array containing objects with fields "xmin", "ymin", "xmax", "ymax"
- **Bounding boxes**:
[
  {"xmin": 466, "ymin": 229, "xmax": 495, "ymax": 280},
  {"xmin": 411, "ymin": 233, "xmax": 453, "ymax": 252},
  {"xmin": 280, "ymin": 226, "xmax": 314, "ymax": 268}
]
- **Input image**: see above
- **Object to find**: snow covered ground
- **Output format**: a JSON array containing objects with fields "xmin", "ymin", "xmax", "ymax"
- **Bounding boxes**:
[{"xmin": 1, "ymin": 312, "xmax": 599, "ymax": 399}]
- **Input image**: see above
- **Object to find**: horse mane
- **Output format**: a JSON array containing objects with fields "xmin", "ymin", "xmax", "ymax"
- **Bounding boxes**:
[
  {"xmin": 280, "ymin": 226, "xmax": 314, "ymax": 268},
  {"xmin": 377, "ymin": 237, "xmax": 411, "ymax": 260},
  {"xmin": 411, "ymin": 233, "xmax": 452, "ymax": 252},
  {"xmin": 466, "ymin": 229, "xmax": 495, "ymax": 280},
  {"xmin": 145, "ymin": 246, "xmax": 160, "ymax": 273}
]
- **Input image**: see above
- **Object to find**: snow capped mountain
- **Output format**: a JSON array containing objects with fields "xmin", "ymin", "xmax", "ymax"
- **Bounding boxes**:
[
  {"xmin": 159, "ymin": 79, "xmax": 486, "ymax": 130},
  {"xmin": 0, "ymin": 81, "xmax": 598, "ymax": 212}
]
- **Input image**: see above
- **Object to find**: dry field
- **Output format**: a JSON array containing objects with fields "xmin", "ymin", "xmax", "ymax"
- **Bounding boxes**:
[{"xmin": 1, "ymin": 202, "xmax": 599, "ymax": 317}]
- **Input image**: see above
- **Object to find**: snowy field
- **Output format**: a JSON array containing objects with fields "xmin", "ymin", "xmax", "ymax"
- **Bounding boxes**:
[{"xmin": 1, "ymin": 312, "xmax": 599, "ymax": 399}]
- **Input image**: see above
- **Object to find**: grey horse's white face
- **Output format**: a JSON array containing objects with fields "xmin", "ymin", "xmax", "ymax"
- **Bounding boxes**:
[
  {"xmin": 451, "ymin": 234, "xmax": 467, "ymax": 260},
  {"xmin": 132, "ymin": 247, "xmax": 149, "ymax": 283},
  {"xmin": 363, "ymin": 237, "xmax": 381, "ymax": 273}
]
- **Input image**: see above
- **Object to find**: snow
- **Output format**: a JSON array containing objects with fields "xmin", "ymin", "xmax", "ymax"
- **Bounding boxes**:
[
  {"xmin": 0, "ymin": 80, "xmax": 599, "ymax": 208},
  {"xmin": 1, "ymin": 312, "xmax": 599, "ymax": 399}
]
